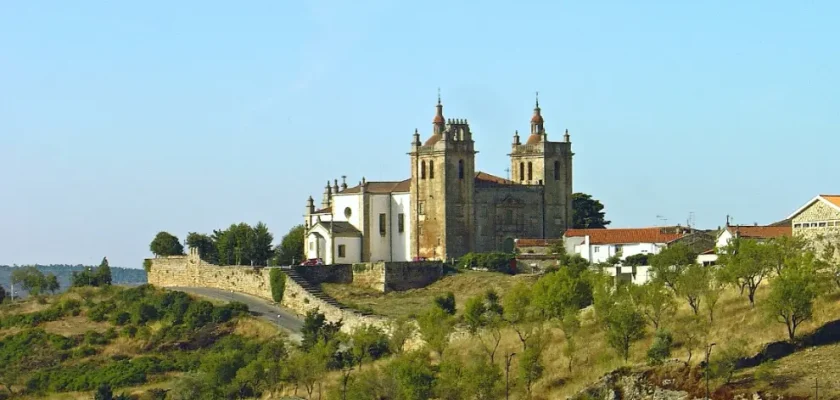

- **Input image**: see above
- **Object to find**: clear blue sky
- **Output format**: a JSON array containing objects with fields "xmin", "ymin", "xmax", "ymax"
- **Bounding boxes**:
[{"xmin": 2, "ymin": 1, "xmax": 838, "ymax": 268}]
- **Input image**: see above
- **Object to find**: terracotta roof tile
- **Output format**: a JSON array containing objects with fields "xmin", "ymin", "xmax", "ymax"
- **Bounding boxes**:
[
  {"xmin": 340, "ymin": 179, "xmax": 411, "ymax": 194},
  {"xmin": 564, "ymin": 227, "xmax": 686, "ymax": 245},
  {"xmin": 475, "ymin": 171, "xmax": 514, "ymax": 185},
  {"xmin": 525, "ymin": 134, "xmax": 542, "ymax": 145},
  {"xmin": 726, "ymin": 225, "xmax": 791, "ymax": 239},
  {"xmin": 424, "ymin": 134, "xmax": 442, "ymax": 146},
  {"xmin": 822, "ymin": 195, "xmax": 840, "ymax": 208}
]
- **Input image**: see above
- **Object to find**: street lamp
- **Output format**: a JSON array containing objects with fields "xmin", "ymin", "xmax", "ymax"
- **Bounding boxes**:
[{"xmin": 705, "ymin": 342, "xmax": 716, "ymax": 400}]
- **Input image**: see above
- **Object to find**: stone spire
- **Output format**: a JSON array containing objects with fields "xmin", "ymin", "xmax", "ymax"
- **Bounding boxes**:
[
  {"xmin": 564, "ymin": 128, "xmax": 570, "ymax": 143},
  {"xmin": 321, "ymin": 181, "xmax": 332, "ymax": 209},
  {"xmin": 513, "ymin": 130, "xmax": 520, "ymax": 145},
  {"xmin": 433, "ymin": 88, "xmax": 445, "ymax": 136},
  {"xmin": 413, "ymin": 128, "xmax": 421, "ymax": 146},
  {"xmin": 306, "ymin": 195, "xmax": 315, "ymax": 215},
  {"xmin": 333, "ymin": 179, "xmax": 339, "ymax": 194},
  {"xmin": 530, "ymin": 91, "xmax": 545, "ymax": 135}
]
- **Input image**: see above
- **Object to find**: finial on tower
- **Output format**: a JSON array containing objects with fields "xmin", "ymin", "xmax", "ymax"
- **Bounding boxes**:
[
  {"xmin": 535, "ymin": 91, "xmax": 540, "ymax": 108},
  {"xmin": 437, "ymin": 87, "xmax": 441, "ymax": 105}
]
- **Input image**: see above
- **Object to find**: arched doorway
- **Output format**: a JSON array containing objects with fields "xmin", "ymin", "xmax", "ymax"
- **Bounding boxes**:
[{"xmin": 502, "ymin": 237, "xmax": 515, "ymax": 253}]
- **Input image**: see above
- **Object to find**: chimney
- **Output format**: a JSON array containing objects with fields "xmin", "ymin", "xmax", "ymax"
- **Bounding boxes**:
[{"xmin": 341, "ymin": 175, "xmax": 348, "ymax": 190}]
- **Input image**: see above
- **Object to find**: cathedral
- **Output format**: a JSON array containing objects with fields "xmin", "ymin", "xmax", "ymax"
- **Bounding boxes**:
[{"xmin": 304, "ymin": 95, "xmax": 574, "ymax": 263}]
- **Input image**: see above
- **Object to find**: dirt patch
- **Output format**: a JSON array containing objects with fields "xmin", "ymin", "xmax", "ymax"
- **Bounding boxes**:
[{"xmin": 41, "ymin": 316, "xmax": 111, "ymax": 336}]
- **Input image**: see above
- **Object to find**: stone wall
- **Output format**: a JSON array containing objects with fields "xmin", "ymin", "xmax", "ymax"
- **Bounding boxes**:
[
  {"xmin": 474, "ymin": 185, "xmax": 546, "ymax": 253},
  {"xmin": 292, "ymin": 265, "xmax": 352, "ymax": 284},
  {"xmin": 382, "ymin": 261, "xmax": 443, "ymax": 292},
  {"xmin": 146, "ymin": 251, "xmax": 391, "ymax": 335}
]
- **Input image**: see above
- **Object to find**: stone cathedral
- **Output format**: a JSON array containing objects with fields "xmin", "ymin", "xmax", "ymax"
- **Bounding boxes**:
[{"xmin": 303, "ymin": 95, "xmax": 573, "ymax": 264}]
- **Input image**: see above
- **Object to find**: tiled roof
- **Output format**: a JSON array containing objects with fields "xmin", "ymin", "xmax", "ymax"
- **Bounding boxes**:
[
  {"xmin": 424, "ymin": 134, "xmax": 442, "ymax": 146},
  {"xmin": 564, "ymin": 227, "xmax": 686, "ymax": 245},
  {"xmin": 475, "ymin": 171, "xmax": 514, "ymax": 185},
  {"xmin": 822, "ymin": 194, "xmax": 840, "ymax": 208},
  {"xmin": 341, "ymin": 179, "xmax": 411, "ymax": 194},
  {"xmin": 515, "ymin": 238, "xmax": 563, "ymax": 247},
  {"xmin": 313, "ymin": 207, "xmax": 331, "ymax": 214},
  {"xmin": 310, "ymin": 221, "xmax": 362, "ymax": 237},
  {"xmin": 726, "ymin": 225, "xmax": 791, "ymax": 239},
  {"xmin": 525, "ymin": 134, "xmax": 542, "ymax": 145}
]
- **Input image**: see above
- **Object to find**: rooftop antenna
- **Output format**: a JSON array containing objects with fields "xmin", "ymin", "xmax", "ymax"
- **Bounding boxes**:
[
  {"xmin": 656, "ymin": 215, "xmax": 668, "ymax": 226},
  {"xmin": 687, "ymin": 212, "xmax": 695, "ymax": 229},
  {"xmin": 504, "ymin": 167, "xmax": 511, "ymax": 180}
]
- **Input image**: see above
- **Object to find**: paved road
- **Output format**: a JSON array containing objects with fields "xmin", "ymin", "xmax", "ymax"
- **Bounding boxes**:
[{"xmin": 168, "ymin": 287, "xmax": 304, "ymax": 342}]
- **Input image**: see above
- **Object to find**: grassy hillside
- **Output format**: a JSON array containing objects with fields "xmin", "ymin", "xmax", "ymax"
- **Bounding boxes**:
[
  {"xmin": 0, "ymin": 285, "xmax": 287, "ymax": 399},
  {"xmin": 0, "ymin": 264, "xmax": 147, "ymax": 297}
]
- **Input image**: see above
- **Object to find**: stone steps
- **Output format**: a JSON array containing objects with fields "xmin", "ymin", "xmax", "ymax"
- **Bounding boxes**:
[{"xmin": 281, "ymin": 268, "xmax": 374, "ymax": 316}]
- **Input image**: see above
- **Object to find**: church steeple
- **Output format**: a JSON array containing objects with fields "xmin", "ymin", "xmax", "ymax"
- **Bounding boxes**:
[
  {"xmin": 530, "ymin": 91, "xmax": 545, "ymax": 135},
  {"xmin": 433, "ymin": 88, "xmax": 445, "ymax": 136}
]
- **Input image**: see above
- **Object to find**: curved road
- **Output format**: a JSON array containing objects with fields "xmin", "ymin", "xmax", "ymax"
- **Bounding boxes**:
[{"xmin": 168, "ymin": 287, "xmax": 303, "ymax": 343}]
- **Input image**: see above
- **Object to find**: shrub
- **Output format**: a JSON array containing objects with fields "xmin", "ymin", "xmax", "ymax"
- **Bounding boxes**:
[
  {"xmin": 433, "ymin": 292, "xmax": 456, "ymax": 315},
  {"xmin": 112, "ymin": 312, "xmax": 131, "ymax": 326},
  {"xmin": 646, "ymin": 330, "xmax": 673, "ymax": 366},
  {"xmin": 269, "ymin": 269, "xmax": 286, "ymax": 303},
  {"xmin": 754, "ymin": 360, "xmax": 777, "ymax": 384},
  {"xmin": 457, "ymin": 252, "xmax": 516, "ymax": 274}
]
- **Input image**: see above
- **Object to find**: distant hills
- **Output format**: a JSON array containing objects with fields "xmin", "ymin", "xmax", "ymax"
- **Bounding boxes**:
[{"xmin": 0, "ymin": 264, "xmax": 147, "ymax": 297}]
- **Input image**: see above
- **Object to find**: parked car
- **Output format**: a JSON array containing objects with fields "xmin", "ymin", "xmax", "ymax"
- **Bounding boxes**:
[
  {"xmin": 412, "ymin": 257, "xmax": 428, "ymax": 262},
  {"xmin": 300, "ymin": 258, "xmax": 324, "ymax": 266}
]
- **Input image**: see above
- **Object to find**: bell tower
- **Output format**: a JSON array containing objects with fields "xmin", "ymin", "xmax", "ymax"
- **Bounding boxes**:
[{"xmin": 509, "ymin": 93, "xmax": 573, "ymax": 237}]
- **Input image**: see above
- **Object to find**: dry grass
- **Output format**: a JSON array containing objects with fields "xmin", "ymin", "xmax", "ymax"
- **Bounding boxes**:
[
  {"xmin": 15, "ymin": 375, "xmax": 181, "ymax": 400},
  {"xmin": 41, "ymin": 315, "xmax": 112, "ymax": 336},
  {"xmin": 322, "ymin": 270, "xmax": 539, "ymax": 319},
  {"xmin": 233, "ymin": 315, "xmax": 283, "ymax": 340}
]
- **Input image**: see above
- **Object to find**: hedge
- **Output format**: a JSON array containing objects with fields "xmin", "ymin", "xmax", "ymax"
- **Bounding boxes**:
[{"xmin": 269, "ymin": 269, "xmax": 286, "ymax": 303}]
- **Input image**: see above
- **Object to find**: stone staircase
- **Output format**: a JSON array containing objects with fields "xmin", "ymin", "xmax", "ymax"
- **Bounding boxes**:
[{"xmin": 280, "ymin": 267, "xmax": 374, "ymax": 316}]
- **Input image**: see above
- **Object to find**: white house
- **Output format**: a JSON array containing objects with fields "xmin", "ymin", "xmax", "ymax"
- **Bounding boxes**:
[
  {"xmin": 304, "ymin": 178, "xmax": 412, "ymax": 264},
  {"xmin": 695, "ymin": 224, "xmax": 791, "ymax": 266},
  {"xmin": 563, "ymin": 227, "xmax": 688, "ymax": 264}
]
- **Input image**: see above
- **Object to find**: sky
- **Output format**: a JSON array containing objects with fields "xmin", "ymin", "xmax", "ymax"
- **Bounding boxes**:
[{"xmin": 1, "ymin": 1, "xmax": 839, "ymax": 268}]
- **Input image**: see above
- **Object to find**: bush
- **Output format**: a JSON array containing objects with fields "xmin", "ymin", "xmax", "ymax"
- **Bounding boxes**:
[
  {"xmin": 754, "ymin": 360, "xmax": 777, "ymax": 384},
  {"xmin": 646, "ymin": 330, "xmax": 673, "ymax": 366},
  {"xmin": 433, "ymin": 292, "xmax": 456, "ymax": 315},
  {"xmin": 269, "ymin": 269, "xmax": 286, "ymax": 303},
  {"xmin": 457, "ymin": 252, "xmax": 515, "ymax": 274}
]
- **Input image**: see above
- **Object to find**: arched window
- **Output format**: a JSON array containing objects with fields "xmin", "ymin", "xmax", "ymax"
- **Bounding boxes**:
[
  {"xmin": 421, "ymin": 161, "xmax": 426, "ymax": 179},
  {"xmin": 554, "ymin": 160, "xmax": 560, "ymax": 181},
  {"xmin": 429, "ymin": 162, "xmax": 435, "ymax": 179},
  {"xmin": 458, "ymin": 159, "xmax": 464, "ymax": 179},
  {"xmin": 519, "ymin": 162, "xmax": 524, "ymax": 181},
  {"xmin": 527, "ymin": 162, "xmax": 533, "ymax": 181}
]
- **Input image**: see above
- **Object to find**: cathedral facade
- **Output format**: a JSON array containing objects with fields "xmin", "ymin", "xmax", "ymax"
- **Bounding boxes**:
[{"xmin": 304, "ymin": 96, "xmax": 573, "ymax": 264}]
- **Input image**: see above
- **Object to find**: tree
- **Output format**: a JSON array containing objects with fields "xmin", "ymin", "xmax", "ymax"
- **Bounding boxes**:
[
  {"xmin": 186, "ymin": 232, "xmax": 218, "ymax": 264},
  {"xmin": 710, "ymin": 338, "xmax": 749, "ymax": 384},
  {"xmin": 463, "ymin": 291, "xmax": 505, "ymax": 363},
  {"xmin": 0, "ymin": 285, "xmax": 6, "ymax": 303},
  {"xmin": 276, "ymin": 224, "xmax": 305, "ymax": 265},
  {"xmin": 675, "ymin": 315, "xmax": 709, "ymax": 365},
  {"xmin": 561, "ymin": 311, "xmax": 581, "ymax": 374},
  {"xmin": 646, "ymin": 329, "xmax": 674, "ymax": 366},
  {"xmin": 250, "ymin": 221, "xmax": 274, "ymax": 266},
  {"xmin": 11, "ymin": 266, "xmax": 50, "ymax": 296},
  {"xmin": 717, "ymin": 238, "xmax": 772, "ymax": 307},
  {"xmin": 301, "ymin": 309, "xmax": 342, "ymax": 351},
  {"xmin": 94, "ymin": 383, "xmax": 114, "ymax": 400},
  {"xmin": 149, "ymin": 231, "xmax": 184, "ymax": 257},
  {"xmin": 417, "ymin": 305, "xmax": 454, "ymax": 359},
  {"xmin": 436, "ymin": 352, "xmax": 502, "ymax": 400},
  {"xmin": 350, "ymin": 324, "xmax": 388, "ymax": 370},
  {"xmin": 434, "ymin": 292, "xmax": 456, "ymax": 315},
  {"xmin": 388, "ymin": 317, "xmax": 416, "ymax": 355},
  {"xmin": 605, "ymin": 300, "xmax": 646, "ymax": 362},
  {"xmin": 703, "ymin": 278, "xmax": 724, "ymax": 323},
  {"xmin": 531, "ymin": 267, "xmax": 592, "ymax": 321},
  {"xmin": 623, "ymin": 253, "xmax": 650, "ymax": 267},
  {"xmin": 519, "ymin": 329, "xmax": 548, "ymax": 398},
  {"xmin": 572, "ymin": 192, "xmax": 611, "ymax": 229},
  {"xmin": 503, "ymin": 282, "xmax": 538, "ymax": 351},
  {"xmin": 629, "ymin": 280, "xmax": 676, "ymax": 329},
  {"xmin": 676, "ymin": 264, "xmax": 710, "ymax": 315},
  {"xmin": 766, "ymin": 235, "xmax": 809, "ymax": 276},
  {"xmin": 765, "ymin": 253, "xmax": 821, "ymax": 341},
  {"xmin": 96, "ymin": 257, "xmax": 112, "ymax": 286},
  {"xmin": 45, "ymin": 274, "xmax": 60, "ymax": 294},
  {"xmin": 650, "ymin": 243, "xmax": 698, "ymax": 292}
]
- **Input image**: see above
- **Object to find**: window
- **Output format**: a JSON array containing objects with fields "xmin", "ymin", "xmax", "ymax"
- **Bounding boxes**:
[
  {"xmin": 554, "ymin": 161, "xmax": 560, "ymax": 181},
  {"xmin": 418, "ymin": 201, "xmax": 425, "ymax": 215},
  {"xmin": 421, "ymin": 161, "xmax": 426, "ymax": 179},
  {"xmin": 458, "ymin": 159, "xmax": 464, "ymax": 179},
  {"xmin": 794, "ymin": 223, "xmax": 802, "ymax": 228},
  {"xmin": 338, "ymin": 245, "xmax": 346, "ymax": 258},
  {"xmin": 519, "ymin": 162, "xmax": 524, "ymax": 181},
  {"xmin": 379, "ymin": 213, "xmax": 387, "ymax": 236},
  {"xmin": 429, "ymin": 162, "xmax": 435, "ymax": 179},
  {"xmin": 819, "ymin": 222, "xmax": 827, "ymax": 227},
  {"xmin": 594, "ymin": 246, "xmax": 600, "ymax": 253},
  {"xmin": 344, "ymin": 207, "xmax": 352, "ymax": 218},
  {"xmin": 398, "ymin": 213, "xmax": 405, "ymax": 233},
  {"xmin": 527, "ymin": 162, "xmax": 533, "ymax": 181}
]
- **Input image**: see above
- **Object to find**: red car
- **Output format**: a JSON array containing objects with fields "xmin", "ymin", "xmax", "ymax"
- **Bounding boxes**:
[{"xmin": 300, "ymin": 258, "xmax": 324, "ymax": 266}]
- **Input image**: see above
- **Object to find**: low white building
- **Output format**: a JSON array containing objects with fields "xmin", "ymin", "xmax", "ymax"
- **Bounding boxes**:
[
  {"xmin": 695, "ymin": 224, "xmax": 791, "ymax": 266},
  {"xmin": 304, "ymin": 178, "xmax": 412, "ymax": 264},
  {"xmin": 563, "ymin": 227, "xmax": 688, "ymax": 264}
]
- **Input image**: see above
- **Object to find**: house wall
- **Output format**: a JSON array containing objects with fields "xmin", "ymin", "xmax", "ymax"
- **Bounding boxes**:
[
  {"xmin": 330, "ymin": 193, "xmax": 362, "ymax": 228},
  {"xmin": 601, "ymin": 265, "xmax": 653, "ymax": 285},
  {"xmin": 391, "ymin": 193, "xmax": 412, "ymax": 261},
  {"xmin": 717, "ymin": 230, "xmax": 734, "ymax": 248},
  {"xmin": 305, "ymin": 232, "xmax": 327, "ymax": 261},
  {"xmin": 792, "ymin": 200, "xmax": 840, "ymax": 255},
  {"xmin": 571, "ymin": 239, "xmax": 664, "ymax": 264},
  {"xmin": 334, "ymin": 237, "xmax": 362, "ymax": 264}
]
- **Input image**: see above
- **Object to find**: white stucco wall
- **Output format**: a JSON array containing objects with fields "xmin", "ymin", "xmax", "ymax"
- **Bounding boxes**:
[
  {"xmin": 391, "ymin": 193, "xmax": 412, "ymax": 261},
  {"xmin": 601, "ymin": 265, "xmax": 653, "ymax": 285},
  {"xmin": 306, "ymin": 231, "xmax": 327, "ymax": 261},
  {"xmin": 330, "ymin": 193, "xmax": 363, "ymax": 229},
  {"xmin": 334, "ymin": 237, "xmax": 362, "ymax": 264},
  {"xmin": 570, "ymin": 237, "xmax": 664, "ymax": 264},
  {"xmin": 716, "ymin": 230, "xmax": 733, "ymax": 249}
]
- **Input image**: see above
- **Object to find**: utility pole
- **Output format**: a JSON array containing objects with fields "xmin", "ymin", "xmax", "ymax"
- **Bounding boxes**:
[{"xmin": 705, "ymin": 342, "xmax": 716, "ymax": 400}]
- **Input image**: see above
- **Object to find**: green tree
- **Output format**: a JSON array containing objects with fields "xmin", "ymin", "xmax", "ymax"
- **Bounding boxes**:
[
  {"xmin": 710, "ymin": 338, "xmax": 749, "ymax": 384},
  {"xmin": 186, "ymin": 232, "xmax": 218, "ymax": 264},
  {"xmin": 463, "ymin": 291, "xmax": 505, "ymax": 363},
  {"xmin": 503, "ymin": 282, "xmax": 538, "ymax": 351},
  {"xmin": 628, "ymin": 280, "xmax": 676, "ymax": 329},
  {"xmin": 646, "ymin": 329, "xmax": 673, "ymax": 366},
  {"xmin": 301, "ymin": 309, "xmax": 343, "ymax": 351},
  {"xmin": 96, "ymin": 257, "xmax": 112, "ymax": 286},
  {"xmin": 717, "ymin": 238, "xmax": 772, "ymax": 307},
  {"xmin": 350, "ymin": 324, "xmax": 388, "ymax": 370},
  {"xmin": 417, "ymin": 306, "xmax": 454, "ymax": 359},
  {"xmin": 605, "ymin": 300, "xmax": 646, "ymax": 362},
  {"xmin": 650, "ymin": 243, "xmax": 698, "ymax": 292},
  {"xmin": 388, "ymin": 317, "xmax": 416, "ymax": 355},
  {"xmin": 531, "ymin": 267, "xmax": 591, "ymax": 321},
  {"xmin": 250, "ymin": 221, "xmax": 275, "ymax": 266},
  {"xmin": 703, "ymin": 278, "xmax": 724, "ymax": 323},
  {"xmin": 674, "ymin": 315, "xmax": 709, "ymax": 365},
  {"xmin": 561, "ymin": 311, "xmax": 581, "ymax": 374},
  {"xmin": 45, "ymin": 273, "xmax": 60, "ymax": 294},
  {"xmin": 519, "ymin": 329, "xmax": 548, "ymax": 398},
  {"xmin": 276, "ymin": 224, "xmax": 305, "ymax": 265},
  {"xmin": 623, "ymin": 253, "xmax": 650, "ymax": 267},
  {"xmin": 11, "ymin": 266, "xmax": 50, "ymax": 296},
  {"xmin": 765, "ymin": 253, "xmax": 821, "ymax": 341},
  {"xmin": 766, "ymin": 235, "xmax": 809, "ymax": 276},
  {"xmin": 572, "ymin": 192, "xmax": 611, "ymax": 229},
  {"xmin": 676, "ymin": 264, "xmax": 710, "ymax": 315},
  {"xmin": 149, "ymin": 231, "xmax": 184, "ymax": 257},
  {"xmin": 436, "ymin": 351, "xmax": 502, "ymax": 400}
]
